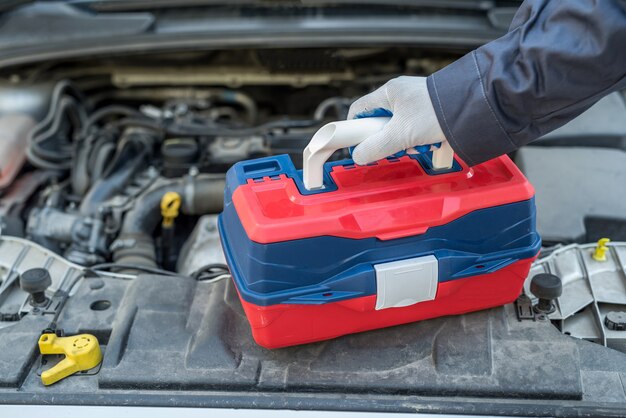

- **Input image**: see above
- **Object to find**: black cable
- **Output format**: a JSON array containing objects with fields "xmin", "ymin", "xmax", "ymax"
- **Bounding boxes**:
[
  {"xmin": 89, "ymin": 262, "xmax": 180, "ymax": 277},
  {"xmin": 45, "ymin": 272, "xmax": 85, "ymax": 332},
  {"xmin": 79, "ymin": 105, "xmax": 143, "ymax": 137}
]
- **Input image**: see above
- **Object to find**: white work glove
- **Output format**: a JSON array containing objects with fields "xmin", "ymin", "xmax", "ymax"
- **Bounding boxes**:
[{"xmin": 347, "ymin": 76, "xmax": 448, "ymax": 165}]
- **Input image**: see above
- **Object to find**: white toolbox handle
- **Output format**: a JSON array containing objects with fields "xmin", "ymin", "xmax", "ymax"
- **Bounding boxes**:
[{"xmin": 303, "ymin": 117, "xmax": 454, "ymax": 190}]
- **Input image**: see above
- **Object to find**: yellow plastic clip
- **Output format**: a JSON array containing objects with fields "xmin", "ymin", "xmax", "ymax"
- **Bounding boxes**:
[
  {"xmin": 592, "ymin": 238, "xmax": 611, "ymax": 262},
  {"xmin": 161, "ymin": 191, "xmax": 182, "ymax": 228},
  {"xmin": 38, "ymin": 333, "xmax": 103, "ymax": 386}
]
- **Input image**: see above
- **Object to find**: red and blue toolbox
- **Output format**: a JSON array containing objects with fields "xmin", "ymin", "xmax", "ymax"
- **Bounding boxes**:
[{"xmin": 218, "ymin": 120, "xmax": 541, "ymax": 349}]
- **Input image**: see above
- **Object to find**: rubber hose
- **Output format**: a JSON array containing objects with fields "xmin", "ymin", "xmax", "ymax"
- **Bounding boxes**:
[
  {"xmin": 79, "ymin": 130, "xmax": 152, "ymax": 215},
  {"xmin": 113, "ymin": 175, "xmax": 225, "ymax": 272}
]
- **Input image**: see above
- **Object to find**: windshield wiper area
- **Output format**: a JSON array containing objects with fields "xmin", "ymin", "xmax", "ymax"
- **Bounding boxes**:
[{"xmin": 0, "ymin": 2, "xmax": 154, "ymax": 48}]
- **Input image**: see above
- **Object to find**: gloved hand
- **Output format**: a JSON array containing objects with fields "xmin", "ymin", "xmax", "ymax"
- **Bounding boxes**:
[{"xmin": 347, "ymin": 76, "xmax": 448, "ymax": 165}]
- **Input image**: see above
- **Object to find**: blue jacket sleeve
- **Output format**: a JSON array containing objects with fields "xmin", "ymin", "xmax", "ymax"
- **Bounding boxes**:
[{"xmin": 427, "ymin": 0, "xmax": 626, "ymax": 166}]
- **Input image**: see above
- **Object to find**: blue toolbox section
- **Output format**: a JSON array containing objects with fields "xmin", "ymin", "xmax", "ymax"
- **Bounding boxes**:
[{"xmin": 219, "ymin": 195, "xmax": 541, "ymax": 306}]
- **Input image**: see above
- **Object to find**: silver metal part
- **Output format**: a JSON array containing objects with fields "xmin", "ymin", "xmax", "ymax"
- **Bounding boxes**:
[
  {"xmin": 176, "ymin": 215, "xmax": 226, "ymax": 276},
  {"xmin": 525, "ymin": 242, "xmax": 626, "ymax": 352},
  {"xmin": 0, "ymin": 235, "xmax": 135, "ymax": 327},
  {"xmin": 112, "ymin": 67, "xmax": 355, "ymax": 88},
  {"xmin": 24, "ymin": 167, "xmax": 161, "ymax": 267},
  {"xmin": 209, "ymin": 136, "xmax": 267, "ymax": 165},
  {"xmin": 26, "ymin": 207, "xmax": 81, "ymax": 242},
  {"xmin": 0, "ymin": 236, "xmax": 84, "ymax": 323}
]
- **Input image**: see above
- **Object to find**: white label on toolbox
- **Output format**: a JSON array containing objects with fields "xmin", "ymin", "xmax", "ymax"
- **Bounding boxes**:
[{"xmin": 374, "ymin": 255, "xmax": 438, "ymax": 310}]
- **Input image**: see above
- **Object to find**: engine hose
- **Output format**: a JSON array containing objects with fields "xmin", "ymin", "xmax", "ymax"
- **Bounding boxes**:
[
  {"xmin": 112, "ymin": 174, "xmax": 225, "ymax": 272},
  {"xmin": 72, "ymin": 106, "xmax": 140, "ymax": 196},
  {"xmin": 25, "ymin": 80, "xmax": 88, "ymax": 170},
  {"xmin": 314, "ymin": 97, "xmax": 352, "ymax": 121},
  {"xmin": 216, "ymin": 90, "xmax": 257, "ymax": 125},
  {"xmin": 79, "ymin": 128, "xmax": 154, "ymax": 215}
]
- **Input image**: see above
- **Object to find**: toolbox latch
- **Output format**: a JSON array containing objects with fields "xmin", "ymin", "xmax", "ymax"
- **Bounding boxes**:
[{"xmin": 374, "ymin": 255, "xmax": 438, "ymax": 310}]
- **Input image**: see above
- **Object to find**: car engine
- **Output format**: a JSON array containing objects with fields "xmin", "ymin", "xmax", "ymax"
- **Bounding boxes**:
[{"xmin": 4, "ymin": 81, "xmax": 348, "ymax": 273}]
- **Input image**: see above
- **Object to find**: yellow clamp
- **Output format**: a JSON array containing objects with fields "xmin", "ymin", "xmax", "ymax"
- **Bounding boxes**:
[
  {"xmin": 38, "ymin": 333, "xmax": 102, "ymax": 386},
  {"xmin": 592, "ymin": 238, "xmax": 611, "ymax": 262},
  {"xmin": 161, "ymin": 191, "xmax": 182, "ymax": 228}
]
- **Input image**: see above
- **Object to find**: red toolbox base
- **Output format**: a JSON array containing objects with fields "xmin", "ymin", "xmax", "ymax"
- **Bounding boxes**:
[{"xmin": 238, "ymin": 257, "xmax": 535, "ymax": 349}]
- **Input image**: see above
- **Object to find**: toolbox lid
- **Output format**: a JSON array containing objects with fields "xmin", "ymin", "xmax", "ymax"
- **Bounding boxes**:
[{"xmin": 226, "ymin": 153, "xmax": 534, "ymax": 244}]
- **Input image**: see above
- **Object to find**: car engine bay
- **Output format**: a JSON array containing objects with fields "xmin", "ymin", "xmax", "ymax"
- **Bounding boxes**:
[{"xmin": 1, "ymin": 47, "xmax": 626, "ymax": 415}]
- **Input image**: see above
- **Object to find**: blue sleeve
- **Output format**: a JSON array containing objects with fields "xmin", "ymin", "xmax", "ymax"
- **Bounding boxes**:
[{"xmin": 427, "ymin": 0, "xmax": 626, "ymax": 166}]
